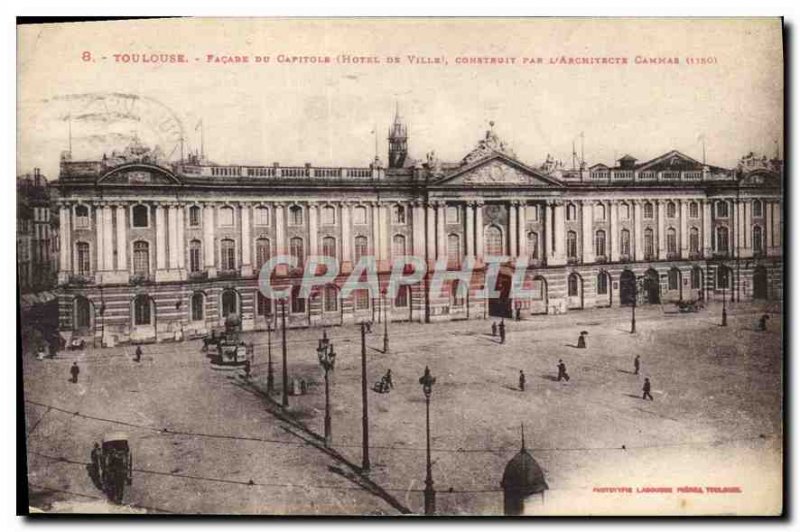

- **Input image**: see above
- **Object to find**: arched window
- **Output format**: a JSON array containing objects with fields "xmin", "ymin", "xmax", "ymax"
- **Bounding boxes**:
[
  {"xmin": 716, "ymin": 201, "xmax": 729, "ymax": 218},
  {"xmin": 191, "ymin": 293, "xmax": 204, "ymax": 321},
  {"xmin": 667, "ymin": 227, "xmax": 677, "ymax": 254},
  {"xmin": 321, "ymin": 205, "xmax": 336, "ymax": 225},
  {"xmin": 323, "ymin": 285, "xmax": 338, "ymax": 312},
  {"xmin": 753, "ymin": 200, "xmax": 763, "ymax": 218},
  {"xmin": 643, "ymin": 202, "xmax": 654, "ymax": 219},
  {"xmin": 595, "ymin": 230, "xmax": 606, "ymax": 257},
  {"xmin": 189, "ymin": 240, "xmax": 202, "ymax": 272},
  {"xmin": 527, "ymin": 232, "xmax": 539, "ymax": 260},
  {"xmin": 133, "ymin": 295, "xmax": 152, "ymax": 325},
  {"xmin": 354, "ymin": 236, "xmax": 368, "ymax": 262},
  {"xmin": 75, "ymin": 242, "xmax": 91, "ymax": 276},
  {"xmin": 75, "ymin": 205, "xmax": 91, "ymax": 228},
  {"xmin": 689, "ymin": 201, "xmax": 700, "ymax": 219},
  {"xmin": 644, "ymin": 228, "xmax": 654, "ymax": 257},
  {"xmin": 566, "ymin": 231, "xmax": 577, "ymax": 259},
  {"xmin": 566, "ymin": 203, "xmax": 577, "ymax": 221},
  {"xmin": 689, "ymin": 227, "xmax": 700, "ymax": 253},
  {"xmin": 392, "ymin": 205, "xmax": 406, "ymax": 225},
  {"xmin": 255, "ymin": 238, "xmax": 271, "ymax": 268},
  {"xmin": 447, "ymin": 234, "xmax": 461, "ymax": 266},
  {"xmin": 485, "ymin": 226, "xmax": 503, "ymax": 256},
  {"xmin": 392, "ymin": 234, "xmax": 406, "ymax": 258},
  {"xmin": 691, "ymin": 267, "xmax": 702, "ymax": 289},
  {"xmin": 289, "ymin": 237, "xmax": 304, "ymax": 266},
  {"xmin": 220, "ymin": 239, "xmax": 236, "ymax": 270},
  {"xmin": 189, "ymin": 205, "xmax": 201, "ymax": 227},
  {"xmin": 133, "ymin": 241, "xmax": 149, "ymax": 275},
  {"xmin": 395, "ymin": 285, "xmax": 410, "ymax": 308},
  {"xmin": 221, "ymin": 290, "xmax": 238, "ymax": 317},
  {"xmin": 594, "ymin": 203, "xmax": 606, "ymax": 221},
  {"xmin": 715, "ymin": 226, "xmax": 729, "ymax": 253},
  {"xmin": 620, "ymin": 202, "xmax": 631, "ymax": 220},
  {"xmin": 254, "ymin": 206, "xmax": 270, "ymax": 226},
  {"xmin": 597, "ymin": 272, "xmax": 608, "ymax": 295},
  {"xmin": 219, "ymin": 206, "xmax": 235, "ymax": 226},
  {"xmin": 620, "ymin": 229, "xmax": 631, "ymax": 256},
  {"xmin": 132, "ymin": 205, "xmax": 149, "ymax": 228},
  {"xmin": 321, "ymin": 236, "xmax": 336, "ymax": 258},
  {"xmin": 753, "ymin": 225, "xmax": 763, "ymax": 254},
  {"xmin": 353, "ymin": 205, "xmax": 368, "ymax": 225},
  {"xmin": 668, "ymin": 268, "xmax": 680, "ymax": 291},
  {"xmin": 291, "ymin": 286, "xmax": 306, "ymax": 314},
  {"xmin": 288, "ymin": 205, "xmax": 304, "ymax": 226},
  {"xmin": 667, "ymin": 201, "xmax": 677, "ymax": 218},
  {"xmin": 568, "ymin": 273, "xmax": 580, "ymax": 297}
]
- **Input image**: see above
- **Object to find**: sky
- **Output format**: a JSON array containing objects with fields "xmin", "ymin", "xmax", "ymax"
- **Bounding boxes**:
[{"xmin": 17, "ymin": 18, "xmax": 784, "ymax": 180}]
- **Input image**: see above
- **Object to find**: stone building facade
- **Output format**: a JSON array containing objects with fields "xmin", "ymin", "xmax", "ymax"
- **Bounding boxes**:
[
  {"xmin": 18, "ymin": 168, "xmax": 59, "ymax": 294},
  {"xmin": 51, "ymin": 121, "xmax": 783, "ymax": 345}
]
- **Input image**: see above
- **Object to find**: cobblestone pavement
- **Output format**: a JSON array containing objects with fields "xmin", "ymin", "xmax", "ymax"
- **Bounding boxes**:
[{"xmin": 23, "ymin": 300, "xmax": 783, "ymax": 515}]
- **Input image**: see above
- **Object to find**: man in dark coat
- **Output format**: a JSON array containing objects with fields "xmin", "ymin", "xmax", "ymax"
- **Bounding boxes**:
[
  {"xmin": 519, "ymin": 370, "xmax": 526, "ymax": 391},
  {"xmin": 243, "ymin": 360, "xmax": 251, "ymax": 379},
  {"xmin": 499, "ymin": 320, "xmax": 506, "ymax": 344},
  {"xmin": 758, "ymin": 314, "xmax": 769, "ymax": 331},
  {"xmin": 634, "ymin": 355, "xmax": 640, "ymax": 375},
  {"xmin": 134, "ymin": 345, "xmax": 142, "ymax": 363},
  {"xmin": 642, "ymin": 378, "xmax": 653, "ymax": 401},
  {"xmin": 557, "ymin": 359, "xmax": 569, "ymax": 382},
  {"xmin": 70, "ymin": 362, "xmax": 80, "ymax": 383},
  {"xmin": 384, "ymin": 369, "xmax": 394, "ymax": 389},
  {"xmin": 491, "ymin": 322, "xmax": 497, "ymax": 337}
]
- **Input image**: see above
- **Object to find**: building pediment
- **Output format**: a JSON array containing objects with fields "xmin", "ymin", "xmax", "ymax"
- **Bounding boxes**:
[
  {"xmin": 434, "ymin": 154, "xmax": 563, "ymax": 188},
  {"xmin": 98, "ymin": 163, "xmax": 182, "ymax": 186},
  {"xmin": 637, "ymin": 150, "xmax": 704, "ymax": 172}
]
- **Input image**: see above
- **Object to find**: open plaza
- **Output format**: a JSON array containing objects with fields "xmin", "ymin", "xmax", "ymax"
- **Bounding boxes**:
[{"xmin": 23, "ymin": 300, "xmax": 782, "ymax": 515}]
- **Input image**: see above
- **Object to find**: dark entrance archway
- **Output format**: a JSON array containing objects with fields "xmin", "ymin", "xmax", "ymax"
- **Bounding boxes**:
[
  {"xmin": 643, "ymin": 268, "xmax": 660, "ymax": 304},
  {"xmin": 489, "ymin": 273, "xmax": 512, "ymax": 318},
  {"xmin": 74, "ymin": 296, "xmax": 93, "ymax": 332},
  {"xmin": 221, "ymin": 289, "xmax": 239, "ymax": 318},
  {"xmin": 753, "ymin": 266, "xmax": 768, "ymax": 300},
  {"xmin": 620, "ymin": 270, "xmax": 636, "ymax": 306}
]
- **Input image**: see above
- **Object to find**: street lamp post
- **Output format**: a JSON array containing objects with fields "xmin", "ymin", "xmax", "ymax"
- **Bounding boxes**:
[
  {"xmin": 317, "ymin": 330, "xmax": 336, "ymax": 447},
  {"xmin": 383, "ymin": 291, "xmax": 390, "ymax": 353},
  {"xmin": 722, "ymin": 276, "xmax": 728, "ymax": 327},
  {"xmin": 361, "ymin": 322, "xmax": 370, "ymax": 472},
  {"xmin": 630, "ymin": 276, "xmax": 643, "ymax": 334},
  {"xmin": 419, "ymin": 366, "xmax": 437, "ymax": 516},
  {"xmin": 281, "ymin": 298, "xmax": 289, "ymax": 407},
  {"xmin": 265, "ymin": 314, "xmax": 275, "ymax": 395}
]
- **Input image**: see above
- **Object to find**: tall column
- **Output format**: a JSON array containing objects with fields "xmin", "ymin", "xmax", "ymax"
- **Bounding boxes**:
[
  {"xmin": 156, "ymin": 205, "xmax": 167, "ymax": 270},
  {"xmin": 203, "ymin": 204, "xmax": 216, "ymax": 270},
  {"xmin": 735, "ymin": 200, "xmax": 743, "ymax": 257},
  {"xmin": 742, "ymin": 201, "xmax": 753, "ymax": 257},
  {"xmin": 241, "ymin": 203, "xmax": 252, "ymax": 274},
  {"xmin": 633, "ymin": 201, "xmax": 644, "ymax": 261},
  {"xmin": 509, "ymin": 202, "xmax": 518, "ymax": 258},
  {"xmin": 765, "ymin": 201, "xmax": 774, "ymax": 255},
  {"xmin": 657, "ymin": 200, "xmax": 666, "ymax": 260},
  {"xmin": 544, "ymin": 203, "xmax": 552, "ymax": 262},
  {"xmin": 610, "ymin": 201, "xmax": 620, "ymax": 262},
  {"xmin": 582, "ymin": 201, "xmax": 594, "ymax": 263},
  {"xmin": 426, "ymin": 203, "xmax": 436, "ymax": 261},
  {"xmin": 372, "ymin": 202, "xmax": 381, "ymax": 259},
  {"xmin": 475, "ymin": 202, "xmax": 484, "ymax": 260},
  {"xmin": 517, "ymin": 202, "xmax": 526, "ymax": 259},
  {"xmin": 95, "ymin": 205, "xmax": 105, "ymax": 271},
  {"xmin": 307, "ymin": 203, "xmax": 317, "ymax": 257},
  {"xmin": 168, "ymin": 205, "xmax": 179, "ymax": 270},
  {"xmin": 59, "ymin": 205, "xmax": 71, "ymax": 276},
  {"xmin": 771, "ymin": 201, "xmax": 781, "ymax": 254},
  {"xmin": 275, "ymin": 204, "xmax": 286, "ymax": 256},
  {"xmin": 680, "ymin": 200, "xmax": 689, "ymax": 257},
  {"xmin": 176, "ymin": 205, "xmax": 185, "ymax": 270},
  {"xmin": 102, "ymin": 206, "xmax": 114, "ymax": 272},
  {"xmin": 341, "ymin": 202, "xmax": 352, "ymax": 263},
  {"xmin": 115, "ymin": 205, "xmax": 127, "ymax": 271},
  {"xmin": 379, "ymin": 203, "xmax": 389, "ymax": 262},
  {"xmin": 465, "ymin": 203, "xmax": 475, "ymax": 258},
  {"xmin": 702, "ymin": 200, "xmax": 712, "ymax": 258},
  {"xmin": 435, "ymin": 202, "xmax": 446, "ymax": 260},
  {"xmin": 552, "ymin": 202, "xmax": 566, "ymax": 265}
]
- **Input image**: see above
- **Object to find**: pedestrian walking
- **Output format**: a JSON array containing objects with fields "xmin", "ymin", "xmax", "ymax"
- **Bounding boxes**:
[
  {"xmin": 519, "ymin": 370, "xmax": 526, "ymax": 391},
  {"xmin": 499, "ymin": 319, "xmax": 506, "ymax": 344},
  {"xmin": 70, "ymin": 361, "xmax": 80, "ymax": 383},
  {"xmin": 491, "ymin": 321, "xmax": 497, "ymax": 337},
  {"xmin": 134, "ymin": 345, "xmax": 142, "ymax": 363},
  {"xmin": 642, "ymin": 378, "xmax": 653, "ymax": 401},
  {"xmin": 384, "ymin": 369, "xmax": 394, "ymax": 389},
  {"xmin": 515, "ymin": 308, "xmax": 521, "ymax": 321},
  {"xmin": 634, "ymin": 355, "xmax": 640, "ymax": 375},
  {"xmin": 758, "ymin": 314, "xmax": 770, "ymax": 331},
  {"xmin": 243, "ymin": 360, "xmax": 251, "ymax": 379},
  {"xmin": 557, "ymin": 359, "xmax": 570, "ymax": 382}
]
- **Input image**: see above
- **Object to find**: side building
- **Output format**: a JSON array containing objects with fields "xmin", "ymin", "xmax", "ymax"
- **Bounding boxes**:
[
  {"xmin": 51, "ymin": 122, "xmax": 783, "ymax": 346},
  {"xmin": 18, "ymin": 168, "xmax": 59, "ymax": 293}
]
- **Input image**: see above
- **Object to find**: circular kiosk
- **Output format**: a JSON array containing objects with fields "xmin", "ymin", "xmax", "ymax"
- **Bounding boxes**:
[{"xmin": 500, "ymin": 429, "xmax": 548, "ymax": 516}]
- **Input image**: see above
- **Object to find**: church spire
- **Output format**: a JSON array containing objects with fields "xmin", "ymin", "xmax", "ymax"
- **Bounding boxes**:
[{"xmin": 388, "ymin": 101, "xmax": 408, "ymax": 169}]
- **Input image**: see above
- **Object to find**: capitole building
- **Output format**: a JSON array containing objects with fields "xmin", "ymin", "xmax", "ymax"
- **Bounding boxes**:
[{"xmin": 51, "ymin": 112, "xmax": 784, "ymax": 345}]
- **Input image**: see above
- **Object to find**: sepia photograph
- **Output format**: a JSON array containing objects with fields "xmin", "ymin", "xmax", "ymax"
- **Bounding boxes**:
[{"xmin": 16, "ymin": 16, "xmax": 784, "ymax": 516}]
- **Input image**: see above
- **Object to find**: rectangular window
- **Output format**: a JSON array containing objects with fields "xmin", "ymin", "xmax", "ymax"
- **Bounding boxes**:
[
  {"xmin": 291, "ymin": 287, "xmax": 306, "ymax": 314},
  {"xmin": 445, "ymin": 206, "xmax": 459, "ymax": 224},
  {"xmin": 353, "ymin": 206, "xmax": 367, "ymax": 225},
  {"xmin": 354, "ymin": 289, "xmax": 370, "ymax": 311},
  {"xmin": 254, "ymin": 207, "xmax": 270, "ymax": 226},
  {"xmin": 219, "ymin": 207, "xmax": 235, "ymax": 227},
  {"xmin": 324, "ymin": 286, "xmax": 338, "ymax": 312},
  {"xmin": 189, "ymin": 244, "xmax": 201, "ymax": 273},
  {"xmin": 321, "ymin": 206, "xmax": 336, "ymax": 225},
  {"xmin": 189, "ymin": 207, "xmax": 201, "ymax": 227},
  {"xmin": 221, "ymin": 240, "xmax": 236, "ymax": 270}
]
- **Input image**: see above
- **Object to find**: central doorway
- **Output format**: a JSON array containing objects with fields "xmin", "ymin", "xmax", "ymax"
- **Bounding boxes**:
[{"xmin": 488, "ymin": 273, "xmax": 512, "ymax": 318}]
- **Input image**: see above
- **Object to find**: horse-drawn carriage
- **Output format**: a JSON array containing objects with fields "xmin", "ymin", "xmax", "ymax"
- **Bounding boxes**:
[
  {"xmin": 98, "ymin": 432, "xmax": 133, "ymax": 504},
  {"xmin": 675, "ymin": 299, "xmax": 704, "ymax": 313}
]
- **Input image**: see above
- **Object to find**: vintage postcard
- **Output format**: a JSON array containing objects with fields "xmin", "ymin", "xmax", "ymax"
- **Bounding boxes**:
[{"xmin": 17, "ymin": 17, "xmax": 783, "ymax": 516}]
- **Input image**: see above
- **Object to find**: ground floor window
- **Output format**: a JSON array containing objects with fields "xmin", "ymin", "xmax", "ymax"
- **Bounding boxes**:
[
  {"xmin": 451, "ymin": 281, "xmax": 465, "ymax": 307},
  {"xmin": 191, "ymin": 293, "xmax": 204, "ymax": 321},
  {"xmin": 354, "ymin": 289, "xmax": 370, "ymax": 311},
  {"xmin": 691, "ymin": 268, "xmax": 702, "ymax": 290},
  {"xmin": 256, "ymin": 292, "xmax": 272, "ymax": 316},
  {"xmin": 394, "ymin": 285, "xmax": 409, "ymax": 308},
  {"xmin": 323, "ymin": 285, "xmax": 338, "ymax": 312},
  {"xmin": 668, "ymin": 269, "xmax": 680, "ymax": 291},
  {"xmin": 75, "ymin": 297, "xmax": 91, "ymax": 329},
  {"xmin": 568, "ymin": 274, "xmax": 580, "ymax": 297},
  {"xmin": 597, "ymin": 273, "xmax": 608, "ymax": 295},
  {"xmin": 221, "ymin": 290, "xmax": 238, "ymax": 317},
  {"xmin": 134, "ymin": 295, "xmax": 152, "ymax": 326},
  {"xmin": 717, "ymin": 267, "xmax": 730, "ymax": 290},
  {"xmin": 291, "ymin": 286, "xmax": 306, "ymax": 314}
]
